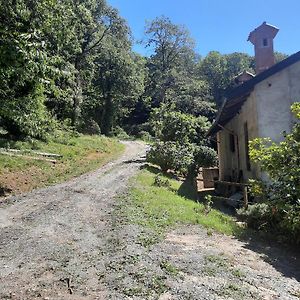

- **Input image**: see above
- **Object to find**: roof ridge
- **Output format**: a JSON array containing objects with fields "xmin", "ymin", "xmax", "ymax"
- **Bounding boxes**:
[{"xmin": 207, "ymin": 51, "xmax": 300, "ymax": 136}]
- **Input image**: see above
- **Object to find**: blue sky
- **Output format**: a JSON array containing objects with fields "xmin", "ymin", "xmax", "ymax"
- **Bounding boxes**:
[{"xmin": 107, "ymin": 0, "xmax": 300, "ymax": 57}]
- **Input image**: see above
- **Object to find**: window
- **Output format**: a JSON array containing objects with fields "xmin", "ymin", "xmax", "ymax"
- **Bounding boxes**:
[
  {"xmin": 229, "ymin": 133, "xmax": 235, "ymax": 152},
  {"xmin": 263, "ymin": 38, "xmax": 268, "ymax": 47},
  {"xmin": 244, "ymin": 122, "xmax": 251, "ymax": 171}
]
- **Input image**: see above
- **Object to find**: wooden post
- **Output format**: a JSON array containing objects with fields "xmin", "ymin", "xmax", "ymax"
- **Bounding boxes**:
[{"xmin": 243, "ymin": 186, "xmax": 248, "ymax": 209}]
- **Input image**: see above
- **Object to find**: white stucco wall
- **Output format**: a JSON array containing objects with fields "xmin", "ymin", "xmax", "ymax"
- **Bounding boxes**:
[{"xmin": 256, "ymin": 60, "xmax": 300, "ymax": 142}]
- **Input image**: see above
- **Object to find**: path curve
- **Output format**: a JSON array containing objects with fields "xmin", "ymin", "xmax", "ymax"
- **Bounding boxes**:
[{"xmin": 0, "ymin": 141, "xmax": 146, "ymax": 300}]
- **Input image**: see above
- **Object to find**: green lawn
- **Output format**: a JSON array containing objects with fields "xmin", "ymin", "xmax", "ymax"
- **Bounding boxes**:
[
  {"xmin": 124, "ymin": 167, "xmax": 241, "ymax": 237},
  {"xmin": 0, "ymin": 134, "xmax": 125, "ymax": 196}
]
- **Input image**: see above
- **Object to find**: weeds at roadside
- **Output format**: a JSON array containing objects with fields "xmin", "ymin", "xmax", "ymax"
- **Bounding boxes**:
[
  {"xmin": 114, "ymin": 168, "xmax": 248, "ymax": 299},
  {"xmin": 232, "ymin": 268, "xmax": 245, "ymax": 278},
  {"xmin": 202, "ymin": 265, "xmax": 217, "ymax": 276},
  {"xmin": 160, "ymin": 260, "xmax": 179, "ymax": 276},
  {"xmin": 124, "ymin": 169, "xmax": 240, "ymax": 237},
  {"xmin": 218, "ymin": 283, "xmax": 246, "ymax": 298},
  {"xmin": 137, "ymin": 233, "xmax": 160, "ymax": 248},
  {"xmin": 204, "ymin": 254, "xmax": 228, "ymax": 268}
]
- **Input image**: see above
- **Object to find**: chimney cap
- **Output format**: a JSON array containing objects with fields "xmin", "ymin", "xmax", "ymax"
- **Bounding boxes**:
[{"xmin": 247, "ymin": 22, "xmax": 279, "ymax": 44}]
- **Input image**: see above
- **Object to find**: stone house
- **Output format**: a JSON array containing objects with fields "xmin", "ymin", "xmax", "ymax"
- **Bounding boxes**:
[{"xmin": 207, "ymin": 22, "xmax": 300, "ymax": 183}]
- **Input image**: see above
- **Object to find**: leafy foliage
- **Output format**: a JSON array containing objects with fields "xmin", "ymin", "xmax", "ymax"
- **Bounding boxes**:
[
  {"xmin": 0, "ymin": 0, "xmax": 144, "ymax": 138},
  {"xmin": 147, "ymin": 105, "xmax": 217, "ymax": 176},
  {"xmin": 1, "ymin": 3, "xmax": 288, "ymax": 146},
  {"xmin": 150, "ymin": 104, "xmax": 210, "ymax": 144},
  {"xmin": 239, "ymin": 103, "xmax": 300, "ymax": 244},
  {"xmin": 198, "ymin": 51, "xmax": 254, "ymax": 105},
  {"xmin": 146, "ymin": 141, "xmax": 195, "ymax": 175},
  {"xmin": 194, "ymin": 145, "xmax": 218, "ymax": 169},
  {"xmin": 250, "ymin": 103, "xmax": 300, "ymax": 205}
]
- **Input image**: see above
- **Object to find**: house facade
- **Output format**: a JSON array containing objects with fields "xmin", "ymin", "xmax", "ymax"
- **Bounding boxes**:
[{"xmin": 207, "ymin": 22, "xmax": 300, "ymax": 182}]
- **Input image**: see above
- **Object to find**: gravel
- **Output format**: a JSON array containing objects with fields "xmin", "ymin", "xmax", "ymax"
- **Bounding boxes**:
[{"xmin": 0, "ymin": 140, "xmax": 299, "ymax": 300}]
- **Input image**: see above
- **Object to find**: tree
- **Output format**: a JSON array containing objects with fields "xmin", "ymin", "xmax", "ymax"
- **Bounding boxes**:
[
  {"xmin": 144, "ymin": 16, "xmax": 194, "ymax": 73},
  {"xmin": 150, "ymin": 104, "xmax": 210, "ymax": 144},
  {"xmin": 198, "ymin": 51, "xmax": 254, "ymax": 106},
  {"xmin": 0, "ymin": 0, "xmax": 54, "ymax": 138},
  {"xmin": 132, "ymin": 16, "xmax": 216, "ymax": 133},
  {"xmin": 144, "ymin": 16, "xmax": 195, "ymax": 105},
  {"xmin": 0, "ymin": 0, "xmax": 144, "ymax": 137},
  {"xmin": 164, "ymin": 72, "xmax": 216, "ymax": 120},
  {"xmin": 274, "ymin": 51, "xmax": 289, "ymax": 63},
  {"xmin": 197, "ymin": 51, "xmax": 228, "ymax": 106},
  {"xmin": 84, "ymin": 45, "xmax": 145, "ymax": 135},
  {"xmin": 224, "ymin": 52, "xmax": 254, "ymax": 82}
]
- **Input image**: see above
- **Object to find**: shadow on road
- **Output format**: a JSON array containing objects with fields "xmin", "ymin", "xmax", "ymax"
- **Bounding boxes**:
[
  {"xmin": 195, "ymin": 186, "xmax": 300, "ymax": 282},
  {"xmin": 123, "ymin": 158, "xmax": 146, "ymax": 164},
  {"xmin": 238, "ymin": 229, "xmax": 300, "ymax": 282}
]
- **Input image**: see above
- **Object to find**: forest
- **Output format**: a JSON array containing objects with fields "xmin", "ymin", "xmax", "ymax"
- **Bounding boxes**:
[{"xmin": 1, "ymin": 0, "xmax": 266, "ymax": 140}]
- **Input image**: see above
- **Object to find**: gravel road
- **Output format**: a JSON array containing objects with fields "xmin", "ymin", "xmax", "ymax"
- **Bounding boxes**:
[
  {"xmin": 0, "ymin": 141, "xmax": 146, "ymax": 300},
  {"xmin": 0, "ymin": 141, "xmax": 299, "ymax": 300}
]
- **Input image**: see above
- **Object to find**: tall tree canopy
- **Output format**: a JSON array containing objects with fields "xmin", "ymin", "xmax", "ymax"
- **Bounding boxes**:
[
  {"xmin": 0, "ymin": 6, "xmax": 289, "ymax": 140},
  {"xmin": 0, "ymin": 0, "xmax": 145, "ymax": 138},
  {"xmin": 126, "ymin": 16, "xmax": 216, "ymax": 132}
]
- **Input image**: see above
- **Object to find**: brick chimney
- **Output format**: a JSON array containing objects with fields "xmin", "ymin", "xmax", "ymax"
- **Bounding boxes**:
[{"xmin": 248, "ymin": 22, "xmax": 279, "ymax": 74}]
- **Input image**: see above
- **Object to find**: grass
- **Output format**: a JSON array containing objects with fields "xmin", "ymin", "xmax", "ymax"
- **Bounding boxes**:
[
  {"xmin": 159, "ymin": 260, "xmax": 179, "ymax": 276},
  {"xmin": 204, "ymin": 254, "xmax": 228, "ymax": 267},
  {"xmin": 0, "ymin": 134, "xmax": 124, "ymax": 196},
  {"xmin": 124, "ymin": 167, "xmax": 241, "ymax": 237}
]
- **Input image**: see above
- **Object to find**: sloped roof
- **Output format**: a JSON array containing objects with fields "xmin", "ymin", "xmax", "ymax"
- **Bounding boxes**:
[
  {"xmin": 207, "ymin": 51, "xmax": 300, "ymax": 136},
  {"xmin": 247, "ymin": 22, "xmax": 279, "ymax": 44}
]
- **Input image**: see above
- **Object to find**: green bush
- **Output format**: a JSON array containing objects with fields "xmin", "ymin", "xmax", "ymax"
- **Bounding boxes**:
[
  {"xmin": 150, "ymin": 105, "xmax": 211, "ymax": 144},
  {"xmin": 238, "ymin": 201, "xmax": 300, "ymax": 244},
  {"xmin": 146, "ymin": 142, "xmax": 217, "ymax": 176},
  {"xmin": 237, "ymin": 203, "xmax": 274, "ymax": 229},
  {"xmin": 147, "ymin": 105, "xmax": 217, "ymax": 177},
  {"xmin": 1, "ymin": 84, "xmax": 56, "ymax": 140},
  {"xmin": 137, "ymin": 130, "xmax": 153, "ymax": 142},
  {"xmin": 81, "ymin": 119, "xmax": 101, "ymax": 135},
  {"xmin": 240, "ymin": 103, "xmax": 300, "ymax": 244},
  {"xmin": 146, "ymin": 141, "xmax": 194, "ymax": 175},
  {"xmin": 111, "ymin": 126, "xmax": 131, "ymax": 140},
  {"xmin": 194, "ymin": 145, "xmax": 218, "ymax": 169}
]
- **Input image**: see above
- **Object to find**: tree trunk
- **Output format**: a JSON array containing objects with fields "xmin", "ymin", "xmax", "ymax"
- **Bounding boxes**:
[
  {"xmin": 72, "ymin": 73, "xmax": 82, "ymax": 127},
  {"xmin": 101, "ymin": 93, "xmax": 114, "ymax": 136}
]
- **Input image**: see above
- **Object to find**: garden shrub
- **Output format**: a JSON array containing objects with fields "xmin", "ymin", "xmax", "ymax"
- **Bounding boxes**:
[
  {"xmin": 146, "ymin": 141, "xmax": 217, "ymax": 176},
  {"xmin": 147, "ymin": 105, "xmax": 217, "ymax": 177},
  {"xmin": 146, "ymin": 141, "xmax": 194, "ymax": 175},
  {"xmin": 111, "ymin": 126, "xmax": 131, "ymax": 139},
  {"xmin": 194, "ymin": 145, "xmax": 218, "ymax": 169},
  {"xmin": 239, "ymin": 103, "xmax": 300, "ymax": 244},
  {"xmin": 137, "ymin": 130, "xmax": 153, "ymax": 142},
  {"xmin": 150, "ymin": 105, "xmax": 211, "ymax": 144}
]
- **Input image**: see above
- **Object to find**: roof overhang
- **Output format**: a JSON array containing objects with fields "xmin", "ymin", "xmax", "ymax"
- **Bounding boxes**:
[
  {"xmin": 207, "ymin": 51, "xmax": 300, "ymax": 137},
  {"xmin": 206, "ymin": 92, "xmax": 252, "ymax": 137}
]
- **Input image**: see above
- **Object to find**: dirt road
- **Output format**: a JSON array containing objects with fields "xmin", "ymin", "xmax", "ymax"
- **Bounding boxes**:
[
  {"xmin": 1, "ymin": 141, "xmax": 299, "ymax": 300},
  {"xmin": 0, "ymin": 141, "xmax": 146, "ymax": 300}
]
